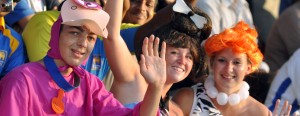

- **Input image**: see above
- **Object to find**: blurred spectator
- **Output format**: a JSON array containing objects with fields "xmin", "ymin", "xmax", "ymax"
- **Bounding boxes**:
[
  {"xmin": 122, "ymin": 0, "xmax": 156, "ymax": 25},
  {"xmin": 196, "ymin": 0, "xmax": 254, "ymax": 36},
  {"xmin": 0, "ymin": 4, "xmax": 27, "ymax": 79},
  {"xmin": 279, "ymin": 0, "xmax": 297, "ymax": 14},
  {"xmin": 4, "ymin": 0, "xmax": 34, "ymax": 33},
  {"xmin": 27, "ymin": 0, "xmax": 60, "ymax": 12},
  {"xmin": 247, "ymin": 0, "xmax": 279, "ymax": 53},
  {"xmin": 264, "ymin": 0, "xmax": 300, "ymax": 79}
]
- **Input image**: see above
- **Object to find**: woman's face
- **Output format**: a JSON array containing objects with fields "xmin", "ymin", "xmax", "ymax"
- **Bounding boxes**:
[
  {"xmin": 165, "ymin": 47, "xmax": 193, "ymax": 84},
  {"xmin": 59, "ymin": 25, "xmax": 97, "ymax": 66},
  {"xmin": 212, "ymin": 48, "xmax": 251, "ymax": 93}
]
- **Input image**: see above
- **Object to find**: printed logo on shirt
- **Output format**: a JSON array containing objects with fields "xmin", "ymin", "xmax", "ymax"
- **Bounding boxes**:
[
  {"xmin": 91, "ymin": 56, "xmax": 101, "ymax": 71},
  {"xmin": 0, "ymin": 50, "xmax": 7, "ymax": 67}
]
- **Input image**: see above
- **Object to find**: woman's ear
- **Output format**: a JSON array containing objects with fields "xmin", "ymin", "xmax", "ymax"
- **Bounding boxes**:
[
  {"xmin": 246, "ymin": 64, "xmax": 252, "ymax": 75},
  {"xmin": 207, "ymin": 57, "xmax": 214, "ymax": 74}
]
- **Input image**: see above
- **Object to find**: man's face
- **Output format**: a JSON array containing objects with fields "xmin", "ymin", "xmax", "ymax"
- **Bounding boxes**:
[
  {"xmin": 122, "ymin": 0, "xmax": 156, "ymax": 25},
  {"xmin": 0, "ymin": 0, "xmax": 12, "ymax": 12}
]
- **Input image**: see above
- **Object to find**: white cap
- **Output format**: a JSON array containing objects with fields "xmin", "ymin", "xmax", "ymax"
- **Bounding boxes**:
[{"xmin": 61, "ymin": 0, "xmax": 110, "ymax": 38}]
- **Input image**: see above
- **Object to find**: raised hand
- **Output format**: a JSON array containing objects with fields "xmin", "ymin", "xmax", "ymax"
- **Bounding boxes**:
[
  {"xmin": 139, "ymin": 35, "xmax": 167, "ymax": 87},
  {"xmin": 270, "ymin": 99, "xmax": 292, "ymax": 116}
]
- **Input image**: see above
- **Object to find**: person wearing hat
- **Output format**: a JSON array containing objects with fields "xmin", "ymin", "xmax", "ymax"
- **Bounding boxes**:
[
  {"xmin": 0, "ymin": 0, "xmax": 164, "ymax": 115},
  {"xmin": 0, "ymin": 1, "xmax": 27, "ymax": 79}
]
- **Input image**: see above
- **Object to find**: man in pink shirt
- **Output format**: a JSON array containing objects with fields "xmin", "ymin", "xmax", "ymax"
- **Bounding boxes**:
[{"xmin": 0, "ymin": 0, "xmax": 165, "ymax": 115}]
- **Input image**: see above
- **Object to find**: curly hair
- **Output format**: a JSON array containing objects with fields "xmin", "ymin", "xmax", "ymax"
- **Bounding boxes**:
[{"xmin": 204, "ymin": 21, "xmax": 263, "ymax": 72}]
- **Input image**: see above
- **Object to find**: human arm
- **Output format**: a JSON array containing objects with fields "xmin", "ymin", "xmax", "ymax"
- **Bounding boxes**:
[
  {"xmin": 104, "ymin": 0, "xmax": 141, "ymax": 82},
  {"xmin": 172, "ymin": 87, "xmax": 195, "ymax": 116},
  {"xmin": 93, "ymin": 36, "xmax": 164, "ymax": 116},
  {"xmin": 92, "ymin": 36, "xmax": 166, "ymax": 116}
]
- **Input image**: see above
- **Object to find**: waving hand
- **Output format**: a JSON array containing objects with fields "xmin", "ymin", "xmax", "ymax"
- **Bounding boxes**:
[{"xmin": 139, "ymin": 35, "xmax": 167, "ymax": 87}]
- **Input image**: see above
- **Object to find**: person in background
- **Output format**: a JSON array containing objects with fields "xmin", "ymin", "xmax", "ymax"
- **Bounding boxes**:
[
  {"xmin": 122, "ymin": 0, "xmax": 156, "ymax": 25},
  {"xmin": 196, "ymin": 0, "xmax": 253, "ymax": 36},
  {"xmin": 279, "ymin": 0, "xmax": 298, "ymax": 14},
  {"xmin": 4, "ymin": 0, "xmax": 34, "ymax": 33},
  {"xmin": 0, "ymin": 0, "xmax": 27, "ymax": 79},
  {"xmin": 26, "ymin": 0, "xmax": 60, "ymax": 12},
  {"xmin": 264, "ymin": 0, "xmax": 300, "ymax": 81}
]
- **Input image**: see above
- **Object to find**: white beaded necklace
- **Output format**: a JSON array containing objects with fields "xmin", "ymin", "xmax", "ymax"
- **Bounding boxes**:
[{"xmin": 204, "ymin": 75, "xmax": 250, "ymax": 106}]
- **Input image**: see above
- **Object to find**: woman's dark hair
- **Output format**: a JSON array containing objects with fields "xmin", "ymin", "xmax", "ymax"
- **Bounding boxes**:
[{"xmin": 135, "ymin": 4, "xmax": 212, "ymax": 78}]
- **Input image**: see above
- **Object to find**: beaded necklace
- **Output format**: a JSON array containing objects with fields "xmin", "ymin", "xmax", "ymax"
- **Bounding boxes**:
[{"xmin": 204, "ymin": 76, "xmax": 249, "ymax": 106}]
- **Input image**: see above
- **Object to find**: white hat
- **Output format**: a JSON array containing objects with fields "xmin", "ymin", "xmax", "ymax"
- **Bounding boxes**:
[{"xmin": 61, "ymin": 0, "xmax": 110, "ymax": 38}]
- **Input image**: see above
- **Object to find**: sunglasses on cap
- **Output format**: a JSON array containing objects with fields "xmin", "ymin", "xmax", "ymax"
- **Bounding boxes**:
[{"xmin": 73, "ymin": 0, "xmax": 101, "ymax": 9}]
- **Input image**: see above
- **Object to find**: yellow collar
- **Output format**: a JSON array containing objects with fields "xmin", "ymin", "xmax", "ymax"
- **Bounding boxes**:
[{"xmin": 0, "ymin": 17, "xmax": 5, "ymax": 32}]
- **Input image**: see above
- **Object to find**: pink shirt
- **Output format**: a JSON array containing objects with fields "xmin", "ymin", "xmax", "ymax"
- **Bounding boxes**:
[{"xmin": 0, "ymin": 62, "xmax": 141, "ymax": 116}]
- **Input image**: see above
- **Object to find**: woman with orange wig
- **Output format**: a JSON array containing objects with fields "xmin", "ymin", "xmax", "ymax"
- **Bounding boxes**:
[{"xmin": 173, "ymin": 21, "xmax": 291, "ymax": 116}]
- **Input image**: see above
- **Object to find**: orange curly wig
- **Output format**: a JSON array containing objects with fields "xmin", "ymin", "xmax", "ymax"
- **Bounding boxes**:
[{"xmin": 204, "ymin": 21, "xmax": 263, "ymax": 72}]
